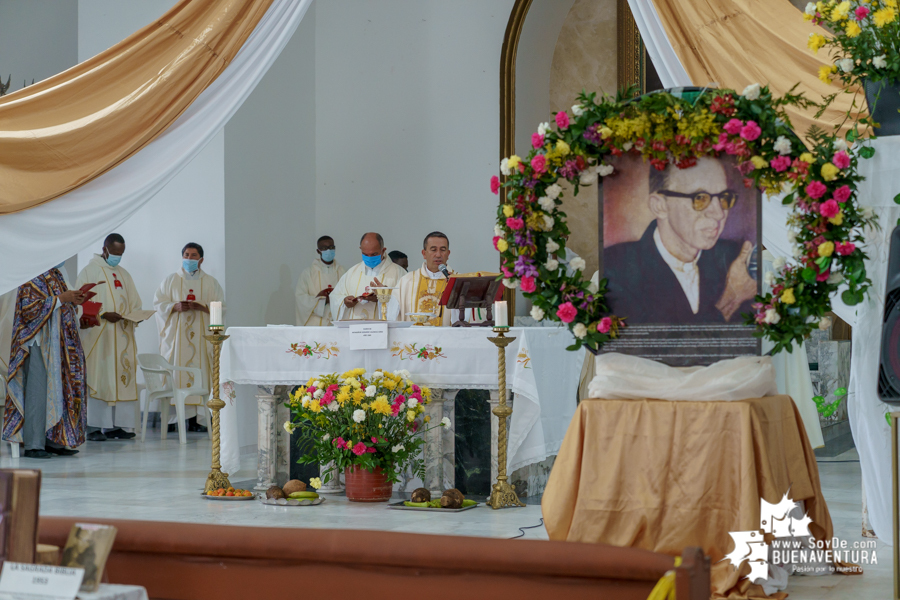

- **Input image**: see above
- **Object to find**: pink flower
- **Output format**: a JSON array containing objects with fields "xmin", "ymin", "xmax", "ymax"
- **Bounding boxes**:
[
  {"xmin": 371, "ymin": 437, "xmax": 378, "ymax": 443},
  {"xmin": 597, "ymin": 317, "xmax": 612, "ymax": 334},
  {"xmin": 307, "ymin": 386, "xmax": 317, "ymax": 394},
  {"xmin": 724, "ymin": 119, "xmax": 744, "ymax": 135},
  {"xmin": 351, "ymin": 442, "xmax": 368, "ymax": 456},
  {"xmin": 806, "ymin": 180, "xmax": 828, "ymax": 199},
  {"xmin": 816, "ymin": 269, "xmax": 830, "ymax": 282},
  {"xmin": 490, "ymin": 175, "xmax": 500, "ymax": 195},
  {"xmin": 855, "ymin": 6, "xmax": 870, "ymax": 20},
  {"xmin": 556, "ymin": 302, "xmax": 577, "ymax": 324},
  {"xmin": 333, "ymin": 437, "xmax": 347, "ymax": 450},
  {"xmin": 836, "ymin": 241, "xmax": 856, "ymax": 255},
  {"xmin": 770, "ymin": 155, "xmax": 792, "ymax": 172},
  {"xmin": 520, "ymin": 276, "xmax": 536, "ymax": 293},
  {"xmin": 501, "ymin": 266, "xmax": 514, "ymax": 277},
  {"xmin": 493, "ymin": 236, "xmax": 502, "ymax": 250},
  {"xmin": 819, "ymin": 199, "xmax": 840, "ymax": 218},
  {"xmin": 319, "ymin": 391, "xmax": 334, "ymax": 406},
  {"xmin": 531, "ymin": 154, "xmax": 547, "ymax": 173},
  {"xmin": 506, "ymin": 217, "xmax": 525, "ymax": 230},
  {"xmin": 532, "ymin": 132, "xmax": 544, "ymax": 148},
  {"xmin": 327, "ymin": 384, "xmax": 339, "ymax": 393},
  {"xmin": 833, "ymin": 185, "xmax": 851, "ymax": 203},
  {"xmin": 737, "ymin": 161, "xmax": 755, "ymax": 175},
  {"xmin": 366, "ymin": 447, "xmax": 376, "ymax": 453},
  {"xmin": 833, "ymin": 150, "xmax": 851, "ymax": 169},
  {"xmin": 740, "ymin": 121, "xmax": 762, "ymax": 141},
  {"xmin": 713, "ymin": 132, "xmax": 729, "ymax": 152},
  {"xmin": 555, "ymin": 110, "xmax": 570, "ymax": 130}
]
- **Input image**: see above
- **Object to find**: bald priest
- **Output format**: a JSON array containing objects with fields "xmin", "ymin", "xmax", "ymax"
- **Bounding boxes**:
[{"xmin": 330, "ymin": 232, "xmax": 405, "ymax": 322}]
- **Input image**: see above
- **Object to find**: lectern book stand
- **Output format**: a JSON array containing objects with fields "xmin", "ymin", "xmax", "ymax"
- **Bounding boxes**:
[{"xmin": 439, "ymin": 272, "xmax": 503, "ymax": 327}]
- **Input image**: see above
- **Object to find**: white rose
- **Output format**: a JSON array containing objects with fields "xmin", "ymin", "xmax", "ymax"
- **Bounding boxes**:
[
  {"xmin": 372, "ymin": 371, "xmax": 384, "ymax": 380},
  {"xmin": 772, "ymin": 256, "xmax": 787, "ymax": 270},
  {"xmin": 544, "ymin": 258, "xmax": 559, "ymax": 271},
  {"xmin": 531, "ymin": 305, "xmax": 545, "ymax": 321},
  {"xmin": 573, "ymin": 323, "xmax": 587, "ymax": 339},
  {"xmin": 440, "ymin": 417, "xmax": 451, "ymax": 428},
  {"xmin": 579, "ymin": 170, "xmax": 597, "ymax": 186},
  {"xmin": 569, "ymin": 257, "xmax": 586, "ymax": 272},
  {"xmin": 623, "ymin": 141, "xmax": 633, "ymax": 151},
  {"xmin": 365, "ymin": 385, "xmax": 376, "ymax": 398},
  {"xmin": 833, "ymin": 138, "xmax": 849, "ymax": 153},
  {"xmin": 838, "ymin": 58, "xmax": 854, "ymax": 73},
  {"xmin": 502, "ymin": 278, "xmax": 519, "ymax": 289},
  {"xmin": 597, "ymin": 163, "xmax": 615, "ymax": 177},
  {"xmin": 874, "ymin": 55, "xmax": 888, "ymax": 69},
  {"xmin": 786, "ymin": 230, "xmax": 797, "ymax": 244},
  {"xmin": 571, "ymin": 104, "xmax": 585, "ymax": 116},
  {"xmin": 742, "ymin": 83, "xmax": 761, "ymax": 100},
  {"xmin": 500, "ymin": 158, "xmax": 511, "ymax": 176},
  {"xmin": 322, "ymin": 433, "xmax": 331, "ymax": 442},
  {"xmin": 352, "ymin": 409, "xmax": 366, "ymax": 423},
  {"xmin": 764, "ymin": 271, "xmax": 775, "ymax": 286},
  {"xmin": 312, "ymin": 380, "xmax": 320, "ymax": 387},
  {"xmin": 283, "ymin": 421, "xmax": 296, "ymax": 434},
  {"xmin": 804, "ymin": 2, "xmax": 816, "ymax": 15},
  {"xmin": 792, "ymin": 246, "xmax": 804, "ymax": 259},
  {"xmin": 301, "ymin": 396, "xmax": 310, "ymax": 408},
  {"xmin": 819, "ymin": 316, "xmax": 833, "ymax": 330},
  {"xmin": 392, "ymin": 444, "xmax": 405, "ymax": 453},
  {"xmin": 537, "ymin": 122, "xmax": 550, "ymax": 136},
  {"xmin": 494, "ymin": 224, "xmax": 504, "ymax": 237},
  {"xmin": 773, "ymin": 136, "xmax": 792, "ymax": 156},
  {"xmin": 545, "ymin": 183, "xmax": 562, "ymax": 200},
  {"xmin": 314, "ymin": 389, "xmax": 325, "ymax": 399},
  {"xmin": 327, "ymin": 402, "xmax": 339, "ymax": 412},
  {"xmin": 398, "ymin": 369, "xmax": 411, "ymax": 379},
  {"xmin": 543, "ymin": 215, "xmax": 555, "ymax": 230},
  {"xmin": 546, "ymin": 239, "xmax": 560, "ymax": 253},
  {"xmin": 538, "ymin": 196, "xmax": 554, "ymax": 211},
  {"xmin": 764, "ymin": 308, "xmax": 781, "ymax": 325},
  {"xmin": 407, "ymin": 398, "xmax": 418, "ymax": 409},
  {"xmin": 827, "ymin": 271, "xmax": 844, "ymax": 285}
]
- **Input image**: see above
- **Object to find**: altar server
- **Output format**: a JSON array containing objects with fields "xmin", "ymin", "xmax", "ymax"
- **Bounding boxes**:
[
  {"xmin": 295, "ymin": 236, "xmax": 345, "ymax": 326},
  {"xmin": 398, "ymin": 232, "xmax": 458, "ymax": 326},
  {"xmin": 4, "ymin": 265, "xmax": 87, "ymax": 458},
  {"xmin": 153, "ymin": 243, "xmax": 224, "ymax": 429},
  {"xmin": 331, "ymin": 233, "xmax": 405, "ymax": 321},
  {"xmin": 388, "ymin": 251, "xmax": 409, "ymax": 272},
  {"xmin": 76, "ymin": 234, "xmax": 142, "ymax": 441}
]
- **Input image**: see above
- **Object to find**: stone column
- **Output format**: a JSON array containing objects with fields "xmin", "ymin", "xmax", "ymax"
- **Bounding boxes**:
[
  {"xmin": 274, "ymin": 386, "xmax": 291, "ymax": 485},
  {"xmin": 441, "ymin": 389, "xmax": 458, "ymax": 491},
  {"xmin": 255, "ymin": 386, "xmax": 278, "ymax": 491},
  {"xmin": 423, "ymin": 389, "xmax": 459, "ymax": 495}
]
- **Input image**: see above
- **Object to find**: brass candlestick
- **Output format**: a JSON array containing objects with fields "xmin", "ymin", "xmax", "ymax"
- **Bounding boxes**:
[
  {"xmin": 203, "ymin": 326, "xmax": 231, "ymax": 494},
  {"xmin": 487, "ymin": 327, "xmax": 524, "ymax": 509}
]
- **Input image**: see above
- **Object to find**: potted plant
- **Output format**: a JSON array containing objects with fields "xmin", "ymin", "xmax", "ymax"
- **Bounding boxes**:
[
  {"xmin": 285, "ymin": 368, "xmax": 450, "ymax": 502},
  {"xmin": 806, "ymin": 0, "xmax": 900, "ymax": 133}
]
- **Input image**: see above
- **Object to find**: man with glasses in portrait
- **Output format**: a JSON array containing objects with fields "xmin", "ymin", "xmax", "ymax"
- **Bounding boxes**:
[{"xmin": 604, "ymin": 157, "xmax": 757, "ymax": 323}]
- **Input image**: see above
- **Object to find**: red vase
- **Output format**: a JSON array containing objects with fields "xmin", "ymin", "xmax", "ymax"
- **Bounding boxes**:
[{"xmin": 344, "ymin": 465, "xmax": 393, "ymax": 502}]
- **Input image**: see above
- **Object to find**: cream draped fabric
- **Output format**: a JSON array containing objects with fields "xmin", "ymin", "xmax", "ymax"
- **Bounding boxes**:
[
  {"xmin": 633, "ymin": 0, "xmax": 863, "ymax": 137},
  {"xmin": 0, "ymin": 0, "xmax": 273, "ymax": 214}
]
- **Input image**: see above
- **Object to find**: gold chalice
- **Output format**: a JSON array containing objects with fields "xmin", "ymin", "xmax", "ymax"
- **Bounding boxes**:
[
  {"xmin": 408, "ymin": 312, "xmax": 435, "ymax": 326},
  {"xmin": 370, "ymin": 286, "xmax": 396, "ymax": 321}
]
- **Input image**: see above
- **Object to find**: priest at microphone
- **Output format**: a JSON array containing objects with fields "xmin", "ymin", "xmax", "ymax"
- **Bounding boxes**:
[{"xmin": 397, "ymin": 231, "xmax": 463, "ymax": 327}]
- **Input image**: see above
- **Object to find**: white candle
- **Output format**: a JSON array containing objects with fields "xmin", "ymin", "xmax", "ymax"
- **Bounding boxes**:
[
  {"xmin": 209, "ymin": 301, "xmax": 223, "ymax": 327},
  {"xmin": 494, "ymin": 301, "xmax": 508, "ymax": 327}
]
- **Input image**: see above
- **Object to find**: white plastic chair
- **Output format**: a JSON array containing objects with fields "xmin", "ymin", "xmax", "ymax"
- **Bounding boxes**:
[{"xmin": 137, "ymin": 354, "xmax": 211, "ymax": 445}]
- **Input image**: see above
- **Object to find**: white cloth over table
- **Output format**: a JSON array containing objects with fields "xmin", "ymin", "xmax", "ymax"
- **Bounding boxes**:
[
  {"xmin": 0, "ymin": 0, "xmax": 313, "ymax": 295},
  {"xmin": 218, "ymin": 326, "xmax": 583, "ymax": 476},
  {"xmin": 762, "ymin": 136, "xmax": 900, "ymax": 542},
  {"xmin": 588, "ymin": 353, "xmax": 777, "ymax": 401},
  {"xmin": 77, "ymin": 584, "xmax": 149, "ymax": 600}
]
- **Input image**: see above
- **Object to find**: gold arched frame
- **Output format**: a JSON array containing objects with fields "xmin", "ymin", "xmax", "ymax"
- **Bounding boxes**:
[{"xmin": 498, "ymin": 0, "xmax": 646, "ymax": 314}]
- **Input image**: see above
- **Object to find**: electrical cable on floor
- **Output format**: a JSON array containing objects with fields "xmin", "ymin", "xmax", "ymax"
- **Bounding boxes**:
[{"xmin": 510, "ymin": 518, "xmax": 544, "ymax": 539}]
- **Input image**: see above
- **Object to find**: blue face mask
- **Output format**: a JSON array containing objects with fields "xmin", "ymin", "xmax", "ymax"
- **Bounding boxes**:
[
  {"xmin": 105, "ymin": 254, "xmax": 122, "ymax": 268},
  {"xmin": 183, "ymin": 259, "xmax": 199, "ymax": 273},
  {"xmin": 362, "ymin": 253, "xmax": 383, "ymax": 269},
  {"xmin": 320, "ymin": 249, "xmax": 336, "ymax": 263}
]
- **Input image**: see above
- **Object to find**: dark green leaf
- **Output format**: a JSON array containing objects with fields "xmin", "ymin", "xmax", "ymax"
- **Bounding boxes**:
[
  {"xmin": 841, "ymin": 289, "xmax": 861, "ymax": 305},
  {"xmin": 894, "ymin": 192, "xmax": 900, "ymax": 205},
  {"xmin": 860, "ymin": 146, "xmax": 876, "ymax": 159},
  {"xmin": 801, "ymin": 267, "xmax": 817, "ymax": 283}
]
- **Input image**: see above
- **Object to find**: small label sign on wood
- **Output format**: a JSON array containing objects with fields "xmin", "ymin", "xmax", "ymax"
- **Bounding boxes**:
[
  {"xmin": 348, "ymin": 322, "xmax": 389, "ymax": 350},
  {"xmin": 0, "ymin": 562, "xmax": 84, "ymax": 600}
]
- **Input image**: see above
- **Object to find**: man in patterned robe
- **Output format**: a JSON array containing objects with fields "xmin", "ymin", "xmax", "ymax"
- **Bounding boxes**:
[{"xmin": 397, "ymin": 232, "xmax": 461, "ymax": 326}]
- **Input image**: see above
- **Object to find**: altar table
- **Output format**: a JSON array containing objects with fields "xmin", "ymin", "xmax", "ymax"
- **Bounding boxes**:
[{"xmin": 219, "ymin": 326, "xmax": 584, "ymax": 490}]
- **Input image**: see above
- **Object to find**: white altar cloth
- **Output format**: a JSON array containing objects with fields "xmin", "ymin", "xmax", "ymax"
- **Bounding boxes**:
[{"xmin": 219, "ymin": 326, "xmax": 584, "ymax": 476}]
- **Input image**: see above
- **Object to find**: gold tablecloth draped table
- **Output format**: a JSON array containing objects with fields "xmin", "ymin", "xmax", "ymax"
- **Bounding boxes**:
[{"xmin": 542, "ymin": 395, "xmax": 837, "ymax": 599}]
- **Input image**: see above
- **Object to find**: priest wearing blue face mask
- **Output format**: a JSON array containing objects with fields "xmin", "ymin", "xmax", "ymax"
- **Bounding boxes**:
[
  {"xmin": 295, "ymin": 236, "xmax": 346, "ymax": 326},
  {"xmin": 153, "ymin": 242, "xmax": 225, "ymax": 436},
  {"xmin": 76, "ymin": 233, "xmax": 144, "ymax": 442},
  {"xmin": 331, "ymin": 232, "xmax": 405, "ymax": 322}
]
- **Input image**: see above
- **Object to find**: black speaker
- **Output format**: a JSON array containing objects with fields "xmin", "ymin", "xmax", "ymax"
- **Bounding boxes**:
[{"xmin": 878, "ymin": 224, "xmax": 900, "ymax": 401}]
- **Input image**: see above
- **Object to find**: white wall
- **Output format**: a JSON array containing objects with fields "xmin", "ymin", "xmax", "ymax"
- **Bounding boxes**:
[
  {"xmin": 0, "ymin": 0, "xmax": 78, "ymax": 95},
  {"xmin": 314, "ymin": 0, "xmax": 515, "ymax": 273}
]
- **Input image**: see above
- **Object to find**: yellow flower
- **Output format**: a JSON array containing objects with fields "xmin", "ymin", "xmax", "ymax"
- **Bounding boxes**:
[
  {"xmin": 341, "ymin": 368, "xmax": 365, "ymax": 379},
  {"xmin": 506, "ymin": 155, "xmax": 521, "ymax": 170},
  {"xmin": 800, "ymin": 152, "xmax": 814, "ymax": 164},
  {"xmin": 888, "ymin": 0, "xmax": 899, "ymax": 7},
  {"xmin": 874, "ymin": 7, "xmax": 897, "ymax": 26},
  {"xmin": 406, "ymin": 410, "xmax": 416, "ymax": 422},
  {"xmin": 781, "ymin": 288, "xmax": 796, "ymax": 305},
  {"xmin": 422, "ymin": 387, "xmax": 432, "ymax": 399},
  {"xmin": 821, "ymin": 162, "xmax": 839, "ymax": 181},
  {"xmin": 424, "ymin": 415, "xmax": 431, "ymax": 423},
  {"xmin": 750, "ymin": 156, "xmax": 768, "ymax": 170},
  {"xmin": 555, "ymin": 140, "xmax": 571, "ymax": 156},
  {"xmin": 351, "ymin": 388, "xmax": 366, "ymax": 405},
  {"xmin": 307, "ymin": 401, "xmax": 322, "ymax": 413},
  {"xmin": 808, "ymin": 33, "xmax": 827, "ymax": 52},
  {"xmin": 829, "ymin": 210, "xmax": 844, "ymax": 226},
  {"xmin": 370, "ymin": 397, "xmax": 392, "ymax": 416},
  {"xmin": 804, "ymin": 12, "xmax": 815, "ymax": 21},
  {"xmin": 496, "ymin": 238, "xmax": 508, "ymax": 252},
  {"xmin": 309, "ymin": 477, "xmax": 322, "ymax": 490},
  {"xmin": 382, "ymin": 379, "xmax": 397, "ymax": 391},
  {"xmin": 845, "ymin": 21, "xmax": 862, "ymax": 37},
  {"xmin": 818, "ymin": 241, "xmax": 835, "ymax": 257},
  {"xmin": 336, "ymin": 388, "xmax": 351, "ymax": 405},
  {"xmin": 818, "ymin": 65, "xmax": 835, "ymax": 84},
  {"xmin": 525, "ymin": 212, "xmax": 545, "ymax": 230},
  {"xmin": 599, "ymin": 126, "xmax": 613, "ymax": 139},
  {"xmin": 502, "ymin": 204, "xmax": 514, "ymax": 218},
  {"xmin": 833, "ymin": 1, "xmax": 851, "ymax": 19}
]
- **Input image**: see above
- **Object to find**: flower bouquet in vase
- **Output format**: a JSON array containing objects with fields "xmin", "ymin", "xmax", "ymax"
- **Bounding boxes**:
[{"xmin": 286, "ymin": 368, "xmax": 450, "ymax": 502}]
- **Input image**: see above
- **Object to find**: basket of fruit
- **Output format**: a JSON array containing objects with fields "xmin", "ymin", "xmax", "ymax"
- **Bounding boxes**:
[
  {"xmin": 204, "ymin": 487, "xmax": 255, "ymax": 500},
  {"xmin": 388, "ymin": 488, "xmax": 478, "ymax": 512},
  {"xmin": 259, "ymin": 478, "xmax": 325, "ymax": 507}
]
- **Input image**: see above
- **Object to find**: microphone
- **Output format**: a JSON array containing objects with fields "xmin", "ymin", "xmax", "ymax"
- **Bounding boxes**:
[{"xmin": 438, "ymin": 264, "xmax": 450, "ymax": 279}]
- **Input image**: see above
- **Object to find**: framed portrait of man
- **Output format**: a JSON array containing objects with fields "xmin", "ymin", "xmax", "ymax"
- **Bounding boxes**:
[{"xmin": 599, "ymin": 153, "xmax": 761, "ymax": 366}]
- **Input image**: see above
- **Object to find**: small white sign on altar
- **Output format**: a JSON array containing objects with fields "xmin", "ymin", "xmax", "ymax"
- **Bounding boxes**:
[
  {"xmin": 0, "ymin": 562, "xmax": 84, "ymax": 600},
  {"xmin": 348, "ymin": 322, "xmax": 389, "ymax": 350}
]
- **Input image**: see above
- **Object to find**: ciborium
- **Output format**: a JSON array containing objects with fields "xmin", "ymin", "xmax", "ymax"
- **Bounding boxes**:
[
  {"xmin": 408, "ymin": 312, "xmax": 435, "ymax": 326},
  {"xmin": 370, "ymin": 287, "xmax": 395, "ymax": 321}
]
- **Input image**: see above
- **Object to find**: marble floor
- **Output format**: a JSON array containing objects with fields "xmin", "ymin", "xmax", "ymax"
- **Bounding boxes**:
[{"xmin": 2, "ymin": 433, "xmax": 891, "ymax": 597}]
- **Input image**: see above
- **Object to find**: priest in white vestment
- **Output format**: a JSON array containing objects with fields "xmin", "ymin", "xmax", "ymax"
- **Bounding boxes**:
[
  {"xmin": 153, "ymin": 243, "xmax": 225, "ymax": 428},
  {"xmin": 296, "ymin": 236, "xmax": 345, "ymax": 326},
  {"xmin": 76, "ymin": 234, "xmax": 143, "ymax": 441},
  {"xmin": 331, "ymin": 232, "xmax": 405, "ymax": 321},
  {"xmin": 397, "ymin": 231, "xmax": 461, "ymax": 326}
]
